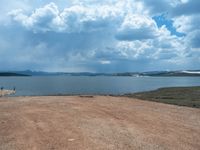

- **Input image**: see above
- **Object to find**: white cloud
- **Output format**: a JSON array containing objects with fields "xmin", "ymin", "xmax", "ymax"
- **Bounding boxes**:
[
  {"xmin": 173, "ymin": 15, "xmax": 200, "ymax": 33},
  {"xmin": 8, "ymin": 2, "xmax": 124, "ymax": 33},
  {"xmin": 116, "ymin": 14, "xmax": 158, "ymax": 41},
  {"xmin": 100, "ymin": 60, "xmax": 111, "ymax": 65},
  {"xmin": 0, "ymin": 0, "xmax": 199, "ymax": 72},
  {"xmin": 172, "ymin": 14, "xmax": 200, "ymax": 49},
  {"xmin": 9, "ymin": 3, "xmax": 64, "ymax": 32}
]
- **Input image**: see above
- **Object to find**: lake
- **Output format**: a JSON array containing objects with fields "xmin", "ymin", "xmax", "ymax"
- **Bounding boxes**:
[{"xmin": 0, "ymin": 76, "xmax": 200, "ymax": 96}]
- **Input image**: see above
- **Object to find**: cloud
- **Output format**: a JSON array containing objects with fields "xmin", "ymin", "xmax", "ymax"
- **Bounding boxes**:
[
  {"xmin": 172, "ymin": 1, "xmax": 200, "ymax": 16},
  {"xmin": 171, "ymin": 1, "xmax": 200, "ymax": 50},
  {"xmin": 99, "ymin": 60, "xmax": 111, "ymax": 65},
  {"xmin": 173, "ymin": 15, "xmax": 200, "ymax": 33},
  {"xmin": 139, "ymin": 0, "xmax": 177, "ymax": 15},
  {"xmin": 186, "ymin": 30, "xmax": 200, "ymax": 48},
  {"xmin": 8, "ymin": 2, "xmax": 123, "ymax": 33},
  {"xmin": 115, "ymin": 14, "xmax": 158, "ymax": 41},
  {"xmin": 9, "ymin": 3, "xmax": 63, "ymax": 32},
  {"xmin": 0, "ymin": 0, "xmax": 199, "ymax": 72}
]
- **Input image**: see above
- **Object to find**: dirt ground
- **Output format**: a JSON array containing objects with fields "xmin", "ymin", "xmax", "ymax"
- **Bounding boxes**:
[{"xmin": 0, "ymin": 96, "xmax": 199, "ymax": 150}]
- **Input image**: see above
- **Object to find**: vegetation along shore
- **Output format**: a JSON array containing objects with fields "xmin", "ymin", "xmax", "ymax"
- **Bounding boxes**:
[{"xmin": 124, "ymin": 86, "xmax": 200, "ymax": 108}]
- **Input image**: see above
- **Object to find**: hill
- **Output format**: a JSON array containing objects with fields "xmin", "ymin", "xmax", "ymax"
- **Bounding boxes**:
[{"xmin": 0, "ymin": 72, "xmax": 30, "ymax": 76}]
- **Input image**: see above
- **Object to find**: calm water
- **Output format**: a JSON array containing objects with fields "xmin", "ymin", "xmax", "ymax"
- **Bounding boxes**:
[{"xmin": 0, "ymin": 76, "xmax": 200, "ymax": 96}]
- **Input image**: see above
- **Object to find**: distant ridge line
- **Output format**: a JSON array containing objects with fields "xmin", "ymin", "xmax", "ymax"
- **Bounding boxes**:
[{"xmin": 0, "ymin": 70, "xmax": 200, "ymax": 77}]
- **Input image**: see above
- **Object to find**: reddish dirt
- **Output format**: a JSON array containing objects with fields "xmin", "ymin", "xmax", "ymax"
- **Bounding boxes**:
[{"xmin": 0, "ymin": 96, "xmax": 200, "ymax": 150}]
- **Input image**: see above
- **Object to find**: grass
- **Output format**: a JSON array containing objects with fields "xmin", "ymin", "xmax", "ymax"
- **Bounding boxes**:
[{"xmin": 124, "ymin": 86, "xmax": 200, "ymax": 108}]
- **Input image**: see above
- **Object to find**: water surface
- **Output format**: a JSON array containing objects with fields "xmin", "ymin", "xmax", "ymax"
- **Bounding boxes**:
[{"xmin": 0, "ymin": 76, "xmax": 200, "ymax": 96}]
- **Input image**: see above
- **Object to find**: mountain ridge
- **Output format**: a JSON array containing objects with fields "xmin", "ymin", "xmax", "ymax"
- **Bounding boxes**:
[{"xmin": 0, "ymin": 70, "xmax": 200, "ymax": 77}]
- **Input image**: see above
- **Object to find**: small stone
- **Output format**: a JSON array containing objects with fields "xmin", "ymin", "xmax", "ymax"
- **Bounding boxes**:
[{"xmin": 68, "ymin": 139, "xmax": 75, "ymax": 142}]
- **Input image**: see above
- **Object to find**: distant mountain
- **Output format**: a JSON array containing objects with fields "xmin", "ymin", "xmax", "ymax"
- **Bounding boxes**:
[
  {"xmin": 61, "ymin": 72, "xmax": 112, "ymax": 76},
  {"xmin": 0, "ymin": 72, "xmax": 30, "ymax": 76},
  {"xmin": 141, "ymin": 70, "xmax": 200, "ymax": 77},
  {"xmin": 112, "ymin": 72, "xmax": 139, "ymax": 76},
  {"xmin": 0, "ymin": 70, "xmax": 200, "ymax": 77},
  {"xmin": 0, "ymin": 70, "xmax": 112, "ymax": 77},
  {"xmin": 15, "ymin": 71, "xmax": 112, "ymax": 76},
  {"xmin": 15, "ymin": 70, "xmax": 57, "ymax": 76},
  {"xmin": 181, "ymin": 70, "xmax": 200, "ymax": 74},
  {"xmin": 111, "ymin": 70, "xmax": 200, "ymax": 77}
]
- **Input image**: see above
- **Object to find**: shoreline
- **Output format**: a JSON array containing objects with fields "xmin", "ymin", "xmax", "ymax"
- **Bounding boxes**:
[
  {"xmin": 0, "ymin": 89, "xmax": 15, "ymax": 97},
  {"xmin": 2, "ymin": 86, "xmax": 200, "ymax": 108}
]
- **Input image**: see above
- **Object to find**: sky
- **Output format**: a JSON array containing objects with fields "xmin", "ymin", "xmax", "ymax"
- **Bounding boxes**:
[{"xmin": 0, "ymin": 0, "xmax": 199, "ymax": 72}]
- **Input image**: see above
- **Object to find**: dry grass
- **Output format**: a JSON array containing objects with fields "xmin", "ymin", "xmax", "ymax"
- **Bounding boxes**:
[{"xmin": 125, "ymin": 86, "xmax": 200, "ymax": 108}]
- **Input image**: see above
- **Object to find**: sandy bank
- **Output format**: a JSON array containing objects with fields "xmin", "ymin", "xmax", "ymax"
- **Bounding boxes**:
[{"xmin": 0, "ymin": 96, "xmax": 199, "ymax": 150}]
